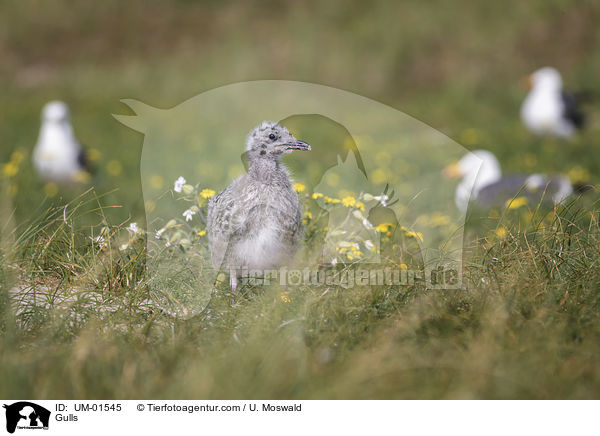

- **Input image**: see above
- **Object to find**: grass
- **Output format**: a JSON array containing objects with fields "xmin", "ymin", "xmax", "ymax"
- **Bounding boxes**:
[
  {"xmin": 1, "ymin": 0, "xmax": 600, "ymax": 399},
  {"xmin": 1, "ymin": 187, "xmax": 600, "ymax": 399}
]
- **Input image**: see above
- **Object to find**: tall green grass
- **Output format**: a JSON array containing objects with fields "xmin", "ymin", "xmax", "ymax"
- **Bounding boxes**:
[{"xmin": 1, "ymin": 188, "xmax": 600, "ymax": 398}]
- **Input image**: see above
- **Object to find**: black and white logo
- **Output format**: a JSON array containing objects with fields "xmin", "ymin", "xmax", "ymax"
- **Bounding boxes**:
[{"xmin": 3, "ymin": 402, "xmax": 50, "ymax": 434}]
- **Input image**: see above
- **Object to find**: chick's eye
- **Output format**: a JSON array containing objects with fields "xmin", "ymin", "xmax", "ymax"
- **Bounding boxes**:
[{"xmin": 268, "ymin": 133, "xmax": 276, "ymax": 140}]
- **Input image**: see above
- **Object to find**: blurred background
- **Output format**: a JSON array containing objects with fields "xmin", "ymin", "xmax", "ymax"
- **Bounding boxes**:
[{"xmin": 2, "ymin": 0, "xmax": 599, "ymax": 227}]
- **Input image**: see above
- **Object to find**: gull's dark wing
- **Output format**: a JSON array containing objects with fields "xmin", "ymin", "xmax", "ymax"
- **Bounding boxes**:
[
  {"xmin": 561, "ymin": 90, "xmax": 585, "ymax": 130},
  {"xmin": 477, "ymin": 174, "xmax": 572, "ymax": 209},
  {"xmin": 77, "ymin": 145, "xmax": 97, "ymax": 175},
  {"xmin": 77, "ymin": 147, "xmax": 89, "ymax": 170},
  {"xmin": 476, "ymin": 175, "xmax": 530, "ymax": 208}
]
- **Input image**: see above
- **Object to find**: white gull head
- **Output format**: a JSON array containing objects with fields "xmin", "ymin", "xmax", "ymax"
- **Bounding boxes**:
[{"xmin": 454, "ymin": 150, "xmax": 502, "ymax": 212}]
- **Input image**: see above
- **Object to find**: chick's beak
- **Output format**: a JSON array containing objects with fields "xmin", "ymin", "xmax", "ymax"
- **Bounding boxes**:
[
  {"xmin": 443, "ymin": 162, "xmax": 462, "ymax": 179},
  {"xmin": 287, "ymin": 140, "xmax": 311, "ymax": 151},
  {"xmin": 521, "ymin": 74, "xmax": 533, "ymax": 90}
]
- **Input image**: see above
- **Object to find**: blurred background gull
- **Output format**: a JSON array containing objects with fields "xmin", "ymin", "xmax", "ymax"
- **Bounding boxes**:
[
  {"xmin": 33, "ymin": 101, "xmax": 91, "ymax": 187},
  {"xmin": 520, "ymin": 67, "xmax": 587, "ymax": 138}
]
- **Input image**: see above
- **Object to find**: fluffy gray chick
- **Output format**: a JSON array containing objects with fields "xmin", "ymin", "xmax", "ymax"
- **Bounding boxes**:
[{"xmin": 207, "ymin": 121, "xmax": 311, "ymax": 292}]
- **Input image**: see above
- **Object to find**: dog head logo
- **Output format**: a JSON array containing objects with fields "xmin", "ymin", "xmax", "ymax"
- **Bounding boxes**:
[{"xmin": 3, "ymin": 402, "xmax": 50, "ymax": 434}]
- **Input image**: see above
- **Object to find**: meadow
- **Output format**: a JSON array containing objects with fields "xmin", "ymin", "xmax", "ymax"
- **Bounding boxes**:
[{"xmin": 1, "ymin": 0, "xmax": 600, "ymax": 399}]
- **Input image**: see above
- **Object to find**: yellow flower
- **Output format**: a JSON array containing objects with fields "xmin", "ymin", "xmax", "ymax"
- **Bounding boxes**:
[
  {"xmin": 2, "ymin": 162, "xmax": 19, "ymax": 178},
  {"xmin": 324, "ymin": 196, "xmax": 340, "ymax": 204},
  {"xmin": 87, "ymin": 148, "xmax": 101, "ymax": 162},
  {"xmin": 429, "ymin": 212, "xmax": 451, "ymax": 227},
  {"xmin": 106, "ymin": 160, "xmax": 122, "ymax": 176},
  {"xmin": 72, "ymin": 170, "xmax": 91, "ymax": 184},
  {"xmin": 280, "ymin": 292, "xmax": 291, "ymax": 303},
  {"xmin": 304, "ymin": 211, "xmax": 312, "ymax": 220},
  {"xmin": 405, "ymin": 231, "xmax": 424, "ymax": 242},
  {"xmin": 375, "ymin": 224, "xmax": 389, "ymax": 233},
  {"xmin": 311, "ymin": 192, "xmax": 323, "ymax": 200},
  {"xmin": 400, "ymin": 263, "xmax": 408, "ymax": 270},
  {"xmin": 44, "ymin": 183, "xmax": 58, "ymax": 198},
  {"xmin": 506, "ymin": 196, "xmax": 527, "ymax": 210},
  {"xmin": 197, "ymin": 229, "xmax": 207, "ymax": 237},
  {"xmin": 200, "ymin": 188, "xmax": 216, "ymax": 199},
  {"xmin": 356, "ymin": 201, "xmax": 365, "ymax": 211},
  {"xmin": 150, "ymin": 175, "xmax": 164, "ymax": 190},
  {"xmin": 370, "ymin": 168, "xmax": 387, "ymax": 185},
  {"xmin": 342, "ymin": 196, "xmax": 356, "ymax": 207},
  {"xmin": 293, "ymin": 183, "xmax": 306, "ymax": 193},
  {"xmin": 495, "ymin": 227, "xmax": 507, "ymax": 238},
  {"xmin": 568, "ymin": 166, "xmax": 590, "ymax": 184}
]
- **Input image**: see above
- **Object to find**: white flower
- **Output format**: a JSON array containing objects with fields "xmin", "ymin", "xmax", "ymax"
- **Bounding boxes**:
[
  {"xmin": 331, "ymin": 258, "xmax": 338, "ymax": 266},
  {"xmin": 119, "ymin": 243, "xmax": 129, "ymax": 251},
  {"xmin": 93, "ymin": 235, "xmax": 107, "ymax": 248},
  {"xmin": 174, "ymin": 176, "xmax": 187, "ymax": 193},
  {"xmin": 374, "ymin": 195, "xmax": 389, "ymax": 206},
  {"xmin": 127, "ymin": 222, "xmax": 139, "ymax": 234},
  {"xmin": 362, "ymin": 218, "xmax": 373, "ymax": 229},
  {"xmin": 183, "ymin": 208, "xmax": 196, "ymax": 222},
  {"xmin": 365, "ymin": 240, "xmax": 375, "ymax": 251}
]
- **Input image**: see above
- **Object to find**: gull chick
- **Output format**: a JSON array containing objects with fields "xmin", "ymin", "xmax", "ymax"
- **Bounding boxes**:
[
  {"xmin": 207, "ymin": 122, "xmax": 311, "ymax": 292},
  {"xmin": 33, "ymin": 101, "xmax": 89, "ymax": 184}
]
